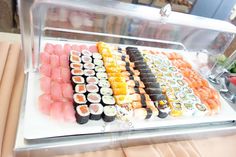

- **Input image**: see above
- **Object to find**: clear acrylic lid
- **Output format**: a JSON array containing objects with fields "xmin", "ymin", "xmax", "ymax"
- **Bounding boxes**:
[{"xmin": 18, "ymin": 0, "xmax": 236, "ymax": 72}]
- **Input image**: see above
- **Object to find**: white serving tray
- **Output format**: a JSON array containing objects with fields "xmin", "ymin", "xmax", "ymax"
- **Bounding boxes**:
[{"xmin": 23, "ymin": 39, "xmax": 236, "ymax": 140}]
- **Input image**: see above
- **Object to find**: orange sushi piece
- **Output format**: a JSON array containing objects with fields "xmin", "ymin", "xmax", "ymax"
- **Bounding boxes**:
[
  {"xmin": 207, "ymin": 99, "xmax": 220, "ymax": 114},
  {"xmin": 201, "ymin": 79, "xmax": 209, "ymax": 87},
  {"xmin": 210, "ymin": 88, "xmax": 220, "ymax": 100},
  {"xmin": 198, "ymin": 88, "xmax": 209, "ymax": 100}
]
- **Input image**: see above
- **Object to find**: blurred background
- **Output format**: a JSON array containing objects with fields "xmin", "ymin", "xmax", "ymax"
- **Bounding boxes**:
[
  {"xmin": 1, "ymin": 0, "xmax": 236, "ymax": 33},
  {"xmin": 0, "ymin": 0, "xmax": 236, "ymax": 55}
]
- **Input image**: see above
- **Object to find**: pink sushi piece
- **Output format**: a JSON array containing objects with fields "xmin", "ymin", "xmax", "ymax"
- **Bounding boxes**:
[
  {"xmin": 40, "ymin": 52, "xmax": 51, "ymax": 65},
  {"xmin": 79, "ymin": 44, "xmax": 88, "ymax": 50},
  {"xmin": 39, "ymin": 64, "xmax": 51, "ymax": 77},
  {"xmin": 51, "ymin": 81, "xmax": 63, "ymax": 101},
  {"xmin": 89, "ymin": 45, "xmax": 98, "ymax": 53},
  {"xmin": 51, "ymin": 68, "xmax": 63, "ymax": 83},
  {"xmin": 61, "ymin": 68, "xmax": 70, "ymax": 83},
  {"xmin": 44, "ymin": 43, "xmax": 54, "ymax": 54},
  {"xmin": 64, "ymin": 44, "xmax": 71, "ymax": 55},
  {"xmin": 40, "ymin": 77, "xmax": 51, "ymax": 94},
  {"xmin": 50, "ymin": 54, "xmax": 60, "ymax": 67},
  {"xmin": 71, "ymin": 44, "xmax": 81, "ymax": 52},
  {"xmin": 62, "ymin": 83, "xmax": 73, "ymax": 99},
  {"xmin": 38, "ymin": 94, "xmax": 52, "ymax": 115},
  {"xmin": 63, "ymin": 102, "xmax": 75, "ymax": 122},
  {"xmin": 54, "ymin": 44, "xmax": 64, "ymax": 56},
  {"xmin": 50, "ymin": 101, "xmax": 64, "ymax": 121},
  {"xmin": 60, "ymin": 55, "xmax": 69, "ymax": 68}
]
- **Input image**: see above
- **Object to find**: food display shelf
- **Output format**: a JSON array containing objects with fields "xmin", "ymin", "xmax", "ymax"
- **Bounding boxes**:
[{"xmin": 15, "ymin": 0, "xmax": 236, "ymax": 156}]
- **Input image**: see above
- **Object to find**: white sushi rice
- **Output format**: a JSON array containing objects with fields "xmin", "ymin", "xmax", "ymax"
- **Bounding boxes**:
[
  {"xmin": 102, "ymin": 95, "xmax": 115, "ymax": 105},
  {"xmin": 87, "ymin": 93, "xmax": 101, "ymax": 103},
  {"xmin": 76, "ymin": 105, "xmax": 90, "ymax": 116},
  {"xmin": 89, "ymin": 103, "xmax": 103, "ymax": 115},
  {"xmin": 103, "ymin": 106, "xmax": 116, "ymax": 116}
]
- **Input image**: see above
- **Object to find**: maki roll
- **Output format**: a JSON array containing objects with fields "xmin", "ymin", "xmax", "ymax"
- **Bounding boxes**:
[
  {"xmin": 70, "ymin": 63, "xmax": 83, "ymax": 69},
  {"xmin": 100, "ymin": 87, "xmax": 113, "ymax": 96},
  {"xmin": 140, "ymin": 73, "xmax": 155, "ymax": 79},
  {"xmin": 87, "ymin": 93, "xmax": 101, "ymax": 103},
  {"xmin": 141, "ymin": 77, "xmax": 156, "ymax": 83},
  {"xmin": 144, "ymin": 82, "xmax": 160, "ymax": 88},
  {"xmin": 82, "ymin": 56, "xmax": 92, "ymax": 63},
  {"xmin": 95, "ymin": 66, "xmax": 106, "ymax": 72},
  {"xmin": 84, "ymin": 62, "xmax": 95, "ymax": 69},
  {"xmin": 98, "ymin": 79, "xmax": 110, "ymax": 88},
  {"xmin": 94, "ymin": 59, "xmax": 104, "ymax": 66},
  {"xmin": 75, "ymin": 105, "xmax": 90, "ymax": 124},
  {"xmin": 139, "ymin": 69, "xmax": 152, "ymax": 74},
  {"xmin": 72, "ymin": 76, "xmax": 85, "ymax": 86},
  {"xmin": 75, "ymin": 84, "xmax": 86, "ymax": 94},
  {"xmin": 71, "ymin": 69, "xmax": 84, "ymax": 76},
  {"xmin": 70, "ymin": 50, "xmax": 81, "ymax": 56},
  {"xmin": 145, "ymin": 88, "xmax": 162, "ymax": 94},
  {"xmin": 92, "ymin": 53, "xmax": 102, "ymax": 59},
  {"xmin": 86, "ymin": 76, "xmax": 99, "ymax": 84},
  {"xmin": 102, "ymin": 106, "xmax": 117, "ymax": 122},
  {"xmin": 89, "ymin": 103, "xmax": 103, "ymax": 120},
  {"xmin": 149, "ymin": 94, "xmax": 167, "ymax": 101},
  {"xmin": 101, "ymin": 95, "xmax": 115, "ymax": 106},
  {"xmin": 73, "ymin": 93, "xmax": 87, "ymax": 105},
  {"xmin": 82, "ymin": 50, "xmax": 92, "ymax": 56},
  {"xmin": 86, "ymin": 84, "xmax": 99, "ymax": 93},
  {"xmin": 96, "ymin": 72, "xmax": 108, "ymax": 80},
  {"xmin": 70, "ymin": 55, "xmax": 81, "ymax": 63},
  {"xmin": 84, "ymin": 69, "xmax": 95, "ymax": 76}
]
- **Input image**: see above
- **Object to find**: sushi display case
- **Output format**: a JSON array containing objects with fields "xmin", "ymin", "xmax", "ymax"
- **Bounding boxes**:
[{"xmin": 15, "ymin": 0, "xmax": 236, "ymax": 156}]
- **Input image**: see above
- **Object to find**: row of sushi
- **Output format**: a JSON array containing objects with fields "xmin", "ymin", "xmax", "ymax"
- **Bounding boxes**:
[
  {"xmin": 39, "ymin": 43, "xmax": 76, "ymax": 122},
  {"xmin": 141, "ymin": 52, "xmax": 210, "ymax": 116},
  {"xmin": 69, "ymin": 48, "xmax": 117, "ymax": 124},
  {"xmin": 97, "ymin": 42, "xmax": 160, "ymax": 120},
  {"xmin": 161, "ymin": 52, "xmax": 221, "ymax": 115},
  {"xmin": 125, "ymin": 47, "xmax": 170, "ymax": 118}
]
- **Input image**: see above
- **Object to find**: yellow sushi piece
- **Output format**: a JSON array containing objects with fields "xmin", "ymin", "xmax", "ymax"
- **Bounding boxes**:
[
  {"xmin": 114, "ymin": 95, "xmax": 132, "ymax": 105},
  {"xmin": 108, "ymin": 77, "xmax": 126, "ymax": 83},
  {"xmin": 111, "ymin": 82, "xmax": 127, "ymax": 89},
  {"xmin": 113, "ymin": 87, "xmax": 128, "ymax": 95},
  {"xmin": 101, "ymin": 51, "xmax": 113, "ymax": 58},
  {"xmin": 169, "ymin": 101, "xmax": 183, "ymax": 117},
  {"xmin": 107, "ymin": 73, "xmax": 123, "ymax": 77},
  {"xmin": 106, "ymin": 67, "xmax": 121, "ymax": 73}
]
